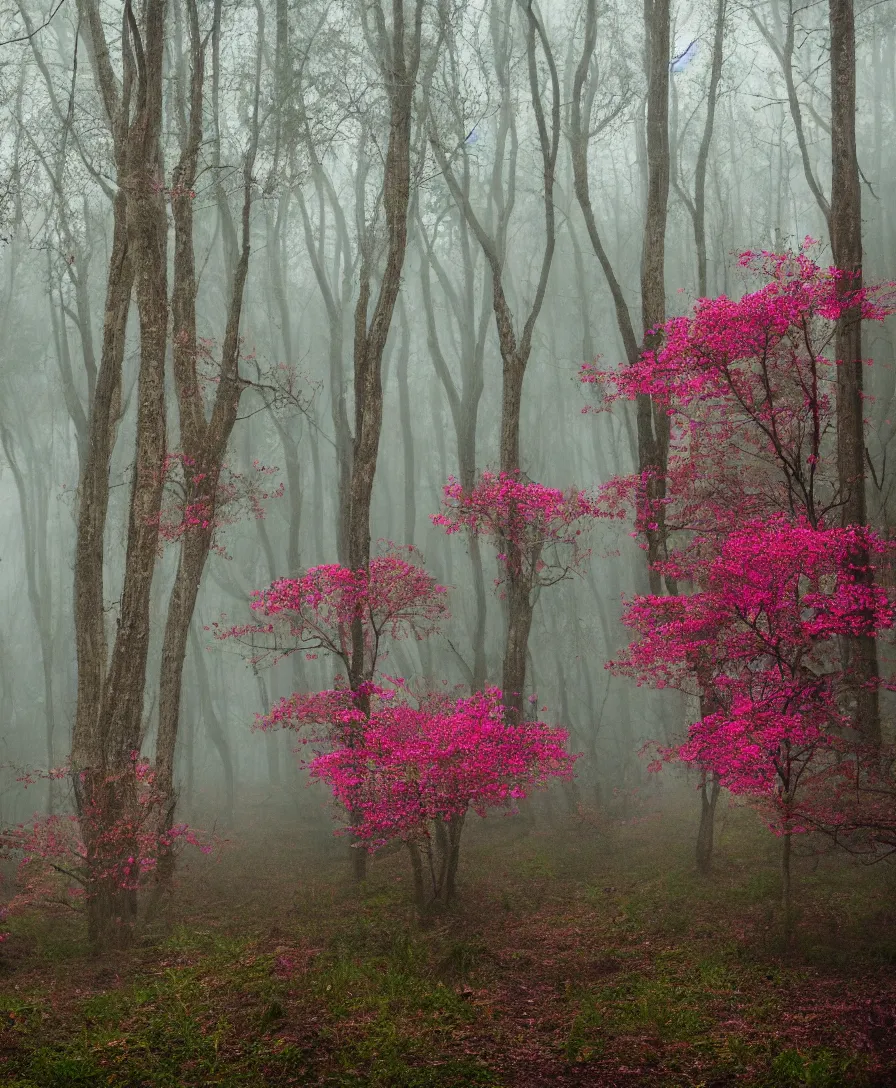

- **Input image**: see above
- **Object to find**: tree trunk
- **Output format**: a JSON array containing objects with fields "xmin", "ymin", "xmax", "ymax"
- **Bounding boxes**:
[
  {"xmin": 411, "ymin": 812, "xmax": 466, "ymax": 920},
  {"xmin": 72, "ymin": 0, "xmax": 169, "ymax": 953},
  {"xmin": 155, "ymin": 535, "xmax": 208, "ymax": 857},
  {"xmin": 442, "ymin": 812, "xmax": 465, "ymax": 905},
  {"xmin": 640, "ymin": 0, "xmax": 673, "ymax": 596},
  {"xmin": 571, "ymin": 0, "xmax": 674, "ymax": 596},
  {"xmin": 397, "ymin": 299, "xmax": 416, "ymax": 544},
  {"xmin": 570, "ymin": 0, "xmax": 640, "ymax": 369},
  {"xmin": 257, "ymin": 670, "xmax": 282, "ymax": 788},
  {"xmin": 153, "ymin": 0, "xmax": 260, "ymax": 889},
  {"xmin": 681, "ymin": 0, "xmax": 726, "ymax": 299},
  {"xmin": 695, "ymin": 770, "xmax": 721, "ymax": 875},
  {"xmin": 408, "ymin": 840, "xmax": 426, "ymax": 916},
  {"xmin": 416, "ymin": 161, "xmax": 489, "ymax": 690},
  {"xmin": 430, "ymin": 2, "xmax": 558, "ymax": 716},
  {"xmin": 829, "ymin": 0, "xmax": 881, "ymax": 745},
  {"xmin": 344, "ymin": 1, "xmax": 427, "ymax": 881},
  {"xmin": 501, "ymin": 553, "xmax": 535, "ymax": 724},
  {"xmin": 781, "ymin": 828, "xmax": 793, "ymax": 946},
  {"xmin": 0, "ymin": 422, "xmax": 58, "ymax": 812},
  {"xmin": 192, "ymin": 625, "xmax": 235, "ymax": 824}
]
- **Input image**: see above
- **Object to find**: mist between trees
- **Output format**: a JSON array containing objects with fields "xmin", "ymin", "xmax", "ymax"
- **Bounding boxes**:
[{"xmin": 0, "ymin": 0, "xmax": 894, "ymax": 955}]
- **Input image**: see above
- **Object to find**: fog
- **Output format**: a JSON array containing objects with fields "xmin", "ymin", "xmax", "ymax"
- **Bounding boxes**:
[{"xmin": 0, "ymin": 0, "xmax": 895, "ymax": 966}]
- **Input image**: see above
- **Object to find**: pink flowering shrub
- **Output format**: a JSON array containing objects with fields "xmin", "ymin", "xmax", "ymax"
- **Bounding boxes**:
[
  {"xmin": 291, "ymin": 684, "xmax": 579, "ymax": 910},
  {"xmin": 431, "ymin": 470, "xmax": 607, "ymax": 590},
  {"xmin": 609, "ymin": 519, "xmax": 895, "ymax": 830},
  {"xmin": 214, "ymin": 542, "xmax": 448, "ymax": 674},
  {"xmin": 307, "ymin": 687, "xmax": 579, "ymax": 849},
  {"xmin": 0, "ymin": 754, "xmax": 212, "ymax": 942}
]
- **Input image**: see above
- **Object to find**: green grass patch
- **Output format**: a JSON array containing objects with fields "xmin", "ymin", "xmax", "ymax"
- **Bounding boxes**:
[{"xmin": 2, "ymin": 800, "xmax": 892, "ymax": 1087}]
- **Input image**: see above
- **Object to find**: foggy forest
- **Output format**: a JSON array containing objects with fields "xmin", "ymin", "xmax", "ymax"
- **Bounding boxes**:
[{"xmin": 1, "ymin": 0, "xmax": 896, "ymax": 1084}]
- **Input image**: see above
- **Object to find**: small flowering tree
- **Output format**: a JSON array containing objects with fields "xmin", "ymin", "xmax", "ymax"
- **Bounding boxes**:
[
  {"xmin": 219, "ymin": 543, "xmax": 449, "ymax": 692},
  {"xmin": 219, "ymin": 547, "xmax": 580, "ymax": 904},
  {"xmin": 584, "ymin": 243, "xmax": 896, "ymax": 738},
  {"xmin": 0, "ymin": 755, "xmax": 212, "ymax": 945},
  {"xmin": 305, "ymin": 685, "xmax": 577, "ymax": 913},
  {"xmin": 609, "ymin": 519, "xmax": 895, "ymax": 935},
  {"xmin": 432, "ymin": 471, "xmax": 606, "ymax": 719},
  {"xmin": 217, "ymin": 543, "xmax": 449, "ymax": 878}
]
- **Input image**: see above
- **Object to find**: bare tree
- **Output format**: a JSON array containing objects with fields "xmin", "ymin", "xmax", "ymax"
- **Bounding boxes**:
[
  {"xmin": 71, "ymin": 0, "xmax": 169, "ymax": 951},
  {"xmin": 430, "ymin": 0, "xmax": 560, "ymax": 721},
  {"xmin": 415, "ymin": 72, "xmax": 493, "ymax": 687},
  {"xmin": 749, "ymin": 0, "xmax": 830, "ymax": 223},
  {"xmin": 671, "ymin": 0, "xmax": 727, "ymax": 298},
  {"xmin": 152, "ymin": 0, "xmax": 264, "ymax": 895},
  {"xmin": 829, "ymin": 0, "xmax": 880, "ymax": 744},
  {"xmin": 570, "ymin": 0, "xmax": 675, "ymax": 597}
]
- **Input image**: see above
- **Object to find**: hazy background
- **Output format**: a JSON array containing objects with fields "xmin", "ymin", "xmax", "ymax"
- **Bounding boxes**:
[{"xmin": 0, "ymin": 0, "xmax": 894, "ymax": 848}]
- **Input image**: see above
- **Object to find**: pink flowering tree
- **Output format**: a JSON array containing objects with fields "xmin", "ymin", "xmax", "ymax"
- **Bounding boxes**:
[
  {"xmin": 584, "ymin": 244, "xmax": 895, "ymax": 541},
  {"xmin": 218, "ymin": 542, "xmax": 449, "ymax": 694},
  {"xmin": 609, "ymin": 518, "xmax": 894, "ymax": 934},
  {"xmin": 216, "ymin": 543, "xmax": 449, "ymax": 877},
  {"xmin": 0, "ymin": 755, "xmax": 212, "ymax": 944},
  {"xmin": 303, "ymin": 685, "xmax": 577, "ymax": 913},
  {"xmin": 585, "ymin": 245, "xmax": 896, "ymax": 879},
  {"xmin": 432, "ymin": 471, "xmax": 607, "ymax": 719}
]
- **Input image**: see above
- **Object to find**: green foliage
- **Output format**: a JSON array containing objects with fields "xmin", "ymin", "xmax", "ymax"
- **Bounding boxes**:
[
  {"xmin": 2, "ymin": 807, "xmax": 890, "ymax": 1087},
  {"xmin": 765, "ymin": 1047, "xmax": 866, "ymax": 1088}
]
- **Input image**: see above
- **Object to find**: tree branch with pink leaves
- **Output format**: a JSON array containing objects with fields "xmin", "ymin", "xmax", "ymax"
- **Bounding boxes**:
[{"xmin": 432, "ymin": 470, "xmax": 609, "ymax": 718}]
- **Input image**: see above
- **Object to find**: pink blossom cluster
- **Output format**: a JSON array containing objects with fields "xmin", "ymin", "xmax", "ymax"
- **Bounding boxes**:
[
  {"xmin": 306, "ymin": 688, "xmax": 578, "ymax": 849},
  {"xmin": 583, "ymin": 244, "xmax": 896, "ymax": 544},
  {"xmin": 0, "ymin": 753, "xmax": 212, "ymax": 940},
  {"xmin": 609, "ymin": 519, "xmax": 894, "ymax": 817},
  {"xmin": 584, "ymin": 244, "xmax": 893, "ymax": 410},
  {"xmin": 589, "ymin": 246, "xmax": 896, "ymax": 835},
  {"xmin": 431, "ymin": 471, "xmax": 607, "ymax": 585},
  {"xmin": 149, "ymin": 453, "xmax": 284, "ymax": 558},
  {"xmin": 215, "ymin": 544, "xmax": 448, "ymax": 672},
  {"xmin": 254, "ymin": 681, "xmax": 395, "ymax": 736}
]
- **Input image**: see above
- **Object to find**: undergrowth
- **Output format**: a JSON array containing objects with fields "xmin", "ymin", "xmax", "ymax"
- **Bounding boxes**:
[{"xmin": 0, "ymin": 792, "xmax": 892, "ymax": 1086}]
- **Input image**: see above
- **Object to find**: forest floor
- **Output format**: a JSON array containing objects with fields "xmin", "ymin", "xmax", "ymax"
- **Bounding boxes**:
[{"xmin": 1, "ymin": 787, "xmax": 895, "ymax": 1087}]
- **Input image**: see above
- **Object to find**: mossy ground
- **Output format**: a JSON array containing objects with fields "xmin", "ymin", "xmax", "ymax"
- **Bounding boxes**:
[{"xmin": 1, "ymin": 788, "xmax": 894, "ymax": 1086}]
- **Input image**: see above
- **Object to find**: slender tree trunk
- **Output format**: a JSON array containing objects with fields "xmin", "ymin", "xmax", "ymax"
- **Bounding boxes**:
[
  {"xmin": 781, "ymin": 828, "xmax": 793, "ymax": 946},
  {"xmin": 192, "ymin": 625, "xmax": 236, "ymax": 823},
  {"xmin": 344, "ymin": 1, "xmax": 427, "ymax": 881},
  {"xmin": 397, "ymin": 300, "xmax": 416, "ymax": 544},
  {"xmin": 153, "ymin": 0, "xmax": 261, "ymax": 889},
  {"xmin": 571, "ymin": 0, "xmax": 674, "ymax": 596},
  {"xmin": 408, "ymin": 840, "xmax": 426, "ymax": 916},
  {"xmin": 430, "ymin": 2, "xmax": 558, "ymax": 718},
  {"xmin": 416, "ymin": 157, "xmax": 489, "ymax": 690},
  {"xmin": 570, "ymin": 0, "xmax": 640, "ymax": 368},
  {"xmin": 256, "ymin": 670, "xmax": 282, "ymax": 788},
  {"xmin": 829, "ymin": 0, "xmax": 881, "ymax": 744},
  {"xmin": 502, "ymin": 549, "xmax": 535, "ymax": 724},
  {"xmin": 443, "ymin": 812, "xmax": 465, "ymax": 905},
  {"xmin": 556, "ymin": 655, "xmax": 583, "ymax": 813},
  {"xmin": 695, "ymin": 769, "xmax": 721, "ymax": 875},
  {"xmin": 640, "ymin": 0, "xmax": 674, "ymax": 596},
  {"xmin": 0, "ymin": 424, "xmax": 58, "ymax": 811},
  {"xmin": 677, "ymin": 0, "xmax": 726, "ymax": 299}
]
